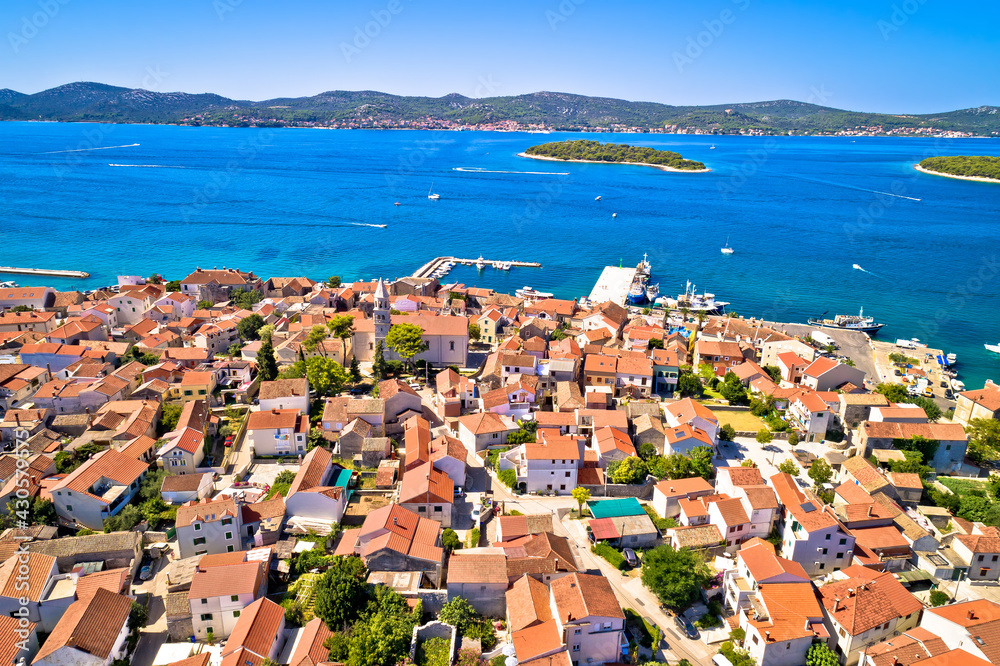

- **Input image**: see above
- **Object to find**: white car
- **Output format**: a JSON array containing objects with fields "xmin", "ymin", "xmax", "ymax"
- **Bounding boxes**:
[{"xmin": 471, "ymin": 503, "xmax": 482, "ymax": 523}]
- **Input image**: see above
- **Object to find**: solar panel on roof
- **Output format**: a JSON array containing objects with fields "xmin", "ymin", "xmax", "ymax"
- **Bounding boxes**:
[{"xmin": 800, "ymin": 502, "xmax": 817, "ymax": 513}]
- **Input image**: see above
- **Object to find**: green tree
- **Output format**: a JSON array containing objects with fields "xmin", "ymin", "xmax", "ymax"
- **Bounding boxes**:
[
  {"xmin": 160, "ymin": 403, "xmax": 183, "ymax": 433},
  {"xmin": 441, "ymin": 528, "xmax": 462, "ymax": 552},
  {"xmin": 386, "ymin": 323, "xmax": 428, "ymax": 371},
  {"xmin": 893, "ymin": 435, "xmax": 939, "ymax": 463},
  {"xmin": 32, "ymin": 498, "xmax": 57, "ymax": 526},
  {"xmin": 439, "ymin": 597, "xmax": 477, "ymax": 631},
  {"xmin": 777, "ymin": 459, "xmax": 799, "ymax": 476},
  {"xmin": 349, "ymin": 356, "xmax": 363, "ymax": 383},
  {"xmin": 641, "ymin": 544, "xmax": 711, "ymax": 609},
  {"xmin": 572, "ymin": 487, "xmax": 591, "ymax": 516},
  {"xmin": 128, "ymin": 600, "xmax": 149, "ymax": 633},
  {"xmin": 197, "ymin": 299, "xmax": 214, "ymax": 310},
  {"xmin": 720, "ymin": 372, "xmax": 749, "ymax": 405},
  {"xmin": 165, "ymin": 280, "xmax": 181, "ymax": 291},
  {"xmin": 756, "ymin": 429, "xmax": 773, "ymax": 444},
  {"xmin": 372, "ymin": 340, "xmax": 388, "ymax": 382},
  {"xmin": 258, "ymin": 323, "xmax": 275, "ymax": 341},
  {"xmin": 647, "ymin": 337, "xmax": 664, "ymax": 350},
  {"xmin": 660, "ymin": 453, "xmax": 694, "ymax": 479},
  {"xmin": 720, "ymin": 424, "xmax": 736, "ymax": 441},
  {"xmin": 281, "ymin": 357, "xmax": 347, "ymax": 397},
  {"xmin": 610, "ymin": 456, "xmax": 648, "ymax": 484},
  {"xmin": 889, "ymin": 450, "xmax": 932, "ymax": 478},
  {"xmin": 968, "ymin": 418, "xmax": 1000, "ymax": 465},
  {"xmin": 237, "ymin": 313, "xmax": 265, "ymax": 341},
  {"xmin": 120, "ymin": 345, "xmax": 160, "ymax": 366},
  {"xmin": 328, "ymin": 315, "xmax": 356, "ymax": 366},
  {"xmin": 313, "ymin": 556, "xmax": 370, "ymax": 629},
  {"xmin": 691, "ymin": 445, "xmax": 715, "ymax": 480},
  {"xmin": 875, "ymin": 383, "xmax": 909, "ymax": 403},
  {"xmin": 929, "ymin": 590, "xmax": 950, "ymax": 607},
  {"xmin": 304, "ymin": 325, "xmax": 330, "ymax": 356},
  {"xmin": 230, "ymin": 288, "xmax": 262, "ymax": 309},
  {"xmin": 227, "ymin": 342, "xmax": 243, "ymax": 357},
  {"xmin": 104, "ymin": 504, "xmax": 143, "ymax": 532},
  {"xmin": 677, "ymin": 373, "xmax": 702, "ymax": 398},
  {"xmin": 327, "ymin": 276, "xmax": 341, "ymax": 288},
  {"xmin": 805, "ymin": 642, "xmax": 839, "ymax": 666},
  {"xmin": 808, "ymin": 458, "xmax": 833, "ymax": 487},
  {"xmin": 763, "ymin": 365, "xmax": 781, "ymax": 383},
  {"xmin": 787, "ymin": 431, "xmax": 799, "ymax": 446},
  {"xmin": 257, "ymin": 334, "xmax": 279, "ymax": 382},
  {"xmin": 468, "ymin": 322, "xmax": 481, "ymax": 341}
]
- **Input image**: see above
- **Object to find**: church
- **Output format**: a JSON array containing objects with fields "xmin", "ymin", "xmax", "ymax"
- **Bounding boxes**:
[{"xmin": 352, "ymin": 279, "xmax": 470, "ymax": 368}]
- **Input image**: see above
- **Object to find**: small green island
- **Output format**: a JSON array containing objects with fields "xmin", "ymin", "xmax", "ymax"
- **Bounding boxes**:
[
  {"xmin": 917, "ymin": 155, "xmax": 1000, "ymax": 183},
  {"xmin": 521, "ymin": 139, "xmax": 708, "ymax": 172}
]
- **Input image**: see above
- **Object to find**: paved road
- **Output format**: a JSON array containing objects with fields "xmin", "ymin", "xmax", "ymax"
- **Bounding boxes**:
[{"xmin": 763, "ymin": 321, "xmax": 878, "ymax": 384}]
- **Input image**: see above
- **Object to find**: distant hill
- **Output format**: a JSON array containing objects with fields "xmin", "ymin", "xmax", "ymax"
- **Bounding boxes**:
[{"xmin": 1, "ymin": 82, "xmax": 998, "ymax": 135}]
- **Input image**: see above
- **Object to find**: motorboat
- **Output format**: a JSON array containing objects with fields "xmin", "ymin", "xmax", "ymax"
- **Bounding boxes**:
[
  {"xmin": 986, "ymin": 343, "xmax": 1000, "ymax": 355},
  {"xmin": 428, "ymin": 183, "xmax": 440, "ymax": 200}
]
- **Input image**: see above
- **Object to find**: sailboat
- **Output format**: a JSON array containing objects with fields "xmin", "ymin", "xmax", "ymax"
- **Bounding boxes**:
[
  {"xmin": 721, "ymin": 236, "xmax": 734, "ymax": 255},
  {"xmin": 710, "ymin": 144, "xmax": 716, "ymax": 150},
  {"xmin": 428, "ymin": 183, "xmax": 440, "ymax": 200}
]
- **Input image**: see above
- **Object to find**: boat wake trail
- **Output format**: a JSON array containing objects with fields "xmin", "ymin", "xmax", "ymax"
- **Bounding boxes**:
[
  {"xmin": 350, "ymin": 223, "xmax": 387, "ymax": 229},
  {"xmin": 773, "ymin": 172, "xmax": 922, "ymax": 201},
  {"xmin": 43, "ymin": 143, "xmax": 140, "ymax": 154},
  {"xmin": 108, "ymin": 164, "xmax": 183, "ymax": 168},
  {"xmin": 853, "ymin": 264, "xmax": 887, "ymax": 279},
  {"xmin": 453, "ymin": 167, "xmax": 570, "ymax": 176}
]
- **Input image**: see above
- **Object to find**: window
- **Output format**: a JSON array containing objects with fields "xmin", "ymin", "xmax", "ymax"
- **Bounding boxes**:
[
  {"xmin": 434, "ymin": 506, "xmax": 442, "ymax": 513},
  {"xmin": 227, "ymin": 545, "xmax": 235, "ymax": 552},
  {"xmin": 450, "ymin": 341, "xmax": 455, "ymax": 351},
  {"xmin": 225, "ymin": 532, "xmax": 233, "ymax": 540},
  {"xmin": 231, "ymin": 595, "xmax": 239, "ymax": 602},
  {"xmin": 752, "ymin": 634, "xmax": 759, "ymax": 645},
  {"xmin": 418, "ymin": 506, "xmax": 426, "ymax": 512},
  {"xmin": 200, "ymin": 613, "xmax": 213, "ymax": 621},
  {"xmin": 565, "ymin": 472, "xmax": 571, "ymax": 477},
  {"xmin": 839, "ymin": 538, "xmax": 847, "ymax": 545},
  {"xmin": 201, "ymin": 599, "xmax": 208, "ymax": 605},
  {"xmin": 193, "ymin": 522, "xmax": 201, "ymax": 531},
  {"xmin": 821, "ymin": 548, "xmax": 828, "ymax": 555},
  {"xmin": 572, "ymin": 645, "xmax": 581, "ymax": 652},
  {"xmin": 981, "ymin": 568, "xmax": 990, "ymax": 576},
  {"xmin": 222, "ymin": 518, "xmax": 232, "ymax": 526},
  {"xmin": 825, "ymin": 533, "xmax": 831, "ymax": 540},
  {"xmin": 233, "ymin": 611, "xmax": 240, "ymax": 618},
  {"xmin": 193, "ymin": 537, "xmax": 206, "ymax": 546},
  {"xmin": 836, "ymin": 552, "xmax": 844, "ymax": 559},
  {"xmin": 65, "ymin": 505, "xmax": 72, "ymax": 511},
  {"xmin": 195, "ymin": 550, "xmax": 207, "ymax": 555},
  {"xmin": 205, "ymin": 627, "xmax": 213, "ymax": 635},
  {"xmin": 560, "ymin": 485, "xmax": 566, "ymax": 490},
  {"xmin": 574, "ymin": 629, "xmax": 581, "ymax": 635}
]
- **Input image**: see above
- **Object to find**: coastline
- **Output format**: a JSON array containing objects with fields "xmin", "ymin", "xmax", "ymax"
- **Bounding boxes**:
[
  {"xmin": 518, "ymin": 151, "xmax": 711, "ymax": 173},
  {"xmin": 913, "ymin": 164, "xmax": 1000, "ymax": 184}
]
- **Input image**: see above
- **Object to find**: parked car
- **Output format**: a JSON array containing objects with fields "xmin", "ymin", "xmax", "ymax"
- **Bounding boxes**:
[
  {"xmin": 674, "ymin": 614, "xmax": 699, "ymax": 640},
  {"xmin": 622, "ymin": 548, "xmax": 639, "ymax": 568},
  {"xmin": 408, "ymin": 382, "xmax": 421, "ymax": 391},
  {"xmin": 945, "ymin": 388, "xmax": 954, "ymax": 399},
  {"xmin": 349, "ymin": 385, "xmax": 372, "ymax": 395},
  {"xmin": 224, "ymin": 436, "xmax": 234, "ymax": 447},
  {"xmin": 454, "ymin": 485, "xmax": 465, "ymax": 499},
  {"xmin": 471, "ymin": 503, "xmax": 482, "ymax": 523},
  {"xmin": 139, "ymin": 563, "xmax": 154, "ymax": 581}
]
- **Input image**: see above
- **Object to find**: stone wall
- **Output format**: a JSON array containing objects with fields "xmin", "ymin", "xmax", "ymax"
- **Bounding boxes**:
[
  {"xmin": 580, "ymin": 476, "xmax": 655, "ymax": 499},
  {"xmin": 410, "ymin": 621, "xmax": 457, "ymax": 666},
  {"xmin": 416, "ymin": 589, "xmax": 449, "ymax": 615}
]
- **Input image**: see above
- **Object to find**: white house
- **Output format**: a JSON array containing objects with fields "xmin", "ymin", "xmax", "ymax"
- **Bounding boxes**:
[
  {"xmin": 31, "ymin": 588, "xmax": 131, "ymax": 666},
  {"xmin": 258, "ymin": 378, "xmax": 310, "ymax": 414},
  {"xmin": 245, "ymin": 408, "xmax": 309, "ymax": 456},
  {"xmin": 188, "ymin": 560, "xmax": 267, "ymax": 640},
  {"xmin": 51, "ymin": 449, "xmax": 149, "ymax": 530}
]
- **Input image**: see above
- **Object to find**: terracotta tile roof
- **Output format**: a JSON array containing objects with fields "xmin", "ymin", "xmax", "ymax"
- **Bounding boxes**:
[
  {"xmin": 551, "ymin": 572, "xmax": 622, "ymax": 624},
  {"xmin": 399, "ymin": 461, "xmax": 453, "ymax": 505},
  {"xmin": 288, "ymin": 617, "xmax": 334, "ymax": 666},
  {"xmin": 506, "ymin": 574, "xmax": 553, "ymax": 632},
  {"xmin": 713, "ymin": 497, "xmax": 750, "ymax": 527},
  {"xmin": 866, "ymin": 628, "xmax": 950, "ymax": 666},
  {"xmin": 448, "ymin": 552, "xmax": 507, "ymax": 584},
  {"xmin": 851, "ymin": 525, "xmax": 910, "ymax": 550},
  {"xmin": 862, "ymin": 420, "xmax": 968, "ymax": 442},
  {"xmin": 163, "ymin": 654, "xmax": 212, "ymax": 666},
  {"xmin": 496, "ymin": 514, "xmax": 553, "ymax": 541},
  {"xmin": 959, "ymin": 383, "xmax": 1000, "ymax": 412},
  {"xmin": 241, "ymin": 496, "xmax": 286, "ymax": 523},
  {"xmin": 34, "ymin": 587, "xmax": 132, "ymax": 662},
  {"xmin": 188, "ymin": 561, "xmax": 265, "ymax": 599},
  {"xmin": 288, "ymin": 446, "xmax": 332, "ymax": 496},
  {"xmin": 835, "ymin": 481, "xmax": 875, "ymax": 505},
  {"xmin": 458, "ymin": 412, "xmax": 514, "ymax": 435},
  {"xmin": 176, "ymin": 496, "xmax": 238, "ymax": 528},
  {"xmin": 359, "ymin": 504, "xmax": 442, "ymax": 564},
  {"xmin": 594, "ymin": 426, "xmax": 636, "ymax": 457},
  {"xmin": 887, "ymin": 472, "xmax": 923, "ymax": 490},
  {"xmin": 161, "ymin": 472, "xmax": 211, "ymax": 493},
  {"xmin": 955, "ymin": 534, "xmax": 1000, "ymax": 554},
  {"xmin": 665, "ymin": 397, "xmax": 719, "ymax": 425},
  {"xmin": 741, "ymin": 485, "xmax": 779, "ymax": 510},
  {"xmin": 246, "ymin": 408, "xmax": 307, "ymax": 432},
  {"xmin": 671, "ymin": 524, "xmax": 723, "ymax": 548},
  {"xmin": 74, "ymin": 567, "xmax": 130, "ymax": 600},
  {"xmin": 258, "ymin": 378, "xmax": 308, "ymax": 400},
  {"xmin": 842, "ymin": 456, "xmax": 892, "ymax": 492},
  {"xmin": 654, "ymin": 476, "xmax": 713, "ymax": 498},
  {"xmin": 221, "ymin": 597, "xmax": 283, "ymax": 660},
  {"xmin": 929, "ymin": 599, "xmax": 1000, "ymax": 627},
  {"xmin": 818, "ymin": 566, "xmax": 922, "ymax": 635},
  {"xmin": 769, "ymin": 473, "xmax": 840, "ymax": 531},
  {"xmin": 512, "ymin": 619, "xmax": 566, "ymax": 663},
  {"xmin": 748, "ymin": 582, "xmax": 824, "ymax": 642},
  {"xmin": 0, "ymin": 552, "xmax": 54, "ymax": 601},
  {"xmin": 54, "ymin": 449, "xmax": 148, "ymax": 502},
  {"xmin": 738, "ymin": 542, "xmax": 808, "ymax": 582},
  {"xmin": 719, "ymin": 466, "xmax": 766, "ymax": 488},
  {"xmin": 525, "ymin": 436, "xmax": 581, "ymax": 460}
]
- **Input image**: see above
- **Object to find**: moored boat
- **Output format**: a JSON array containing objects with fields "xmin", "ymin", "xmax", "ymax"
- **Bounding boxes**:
[
  {"xmin": 807, "ymin": 307, "xmax": 885, "ymax": 335},
  {"xmin": 515, "ymin": 286, "xmax": 554, "ymax": 300},
  {"xmin": 986, "ymin": 343, "xmax": 1000, "ymax": 355}
]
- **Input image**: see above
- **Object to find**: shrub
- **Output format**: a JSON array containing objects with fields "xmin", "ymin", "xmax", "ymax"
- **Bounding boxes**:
[
  {"xmin": 498, "ymin": 469, "xmax": 517, "ymax": 489},
  {"xmin": 720, "ymin": 424, "xmax": 736, "ymax": 441},
  {"xmin": 442, "ymin": 529, "xmax": 462, "ymax": 552},
  {"xmin": 467, "ymin": 528, "xmax": 481, "ymax": 549},
  {"xmin": 591, "ymin": 542, "xmax": 626, "ymax": 570},
  {"xmin": 930, "ymin": 590, "xmax": 950, "ymax": 607}
]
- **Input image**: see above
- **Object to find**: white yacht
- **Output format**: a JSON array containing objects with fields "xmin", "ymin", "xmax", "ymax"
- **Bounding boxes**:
[{"xmin": 428, "ymin": 183, "xmax": 440, "ymax": 200}]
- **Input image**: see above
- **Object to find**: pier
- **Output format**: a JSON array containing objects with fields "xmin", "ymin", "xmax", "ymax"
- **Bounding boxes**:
[
  {"xmin": 412, "ymin": 256, "xmax": 541, "ymax": 280},
  {"xmin": 0, "ymin": 266, "xmax": 91, "ymax": 278},
  {"xmin": 588, "ymin": 266, "xmax": 637, "ymax": 306}
]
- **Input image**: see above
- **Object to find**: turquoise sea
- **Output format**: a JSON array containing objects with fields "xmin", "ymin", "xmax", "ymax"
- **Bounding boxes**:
[{"xmin": 1, "ymin": 122, "xmax": 999, "ymax": 388}]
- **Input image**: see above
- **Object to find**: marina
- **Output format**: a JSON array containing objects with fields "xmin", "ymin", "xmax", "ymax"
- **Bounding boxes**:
[
  {"xmin": 587, "ymin": 265, "xmax": 638, "ymax": 306},
  {"xmin": 412, "ymin": 256, "xmax": 541, "ymax": 280},
  {"xmin": 0, "ymin": 266, "xmax": 90, "ymax": 278}
]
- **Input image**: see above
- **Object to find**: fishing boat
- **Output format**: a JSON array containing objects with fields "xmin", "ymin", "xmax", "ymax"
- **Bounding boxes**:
[
  {"xmin": 667, "ymin": 281, "xmax": 729, "ymax": 314},
  {"xmin": 627, "ymin": 281, "xmax": 647, "ymax": 305},
  {"xmin": 428, "ymin": 183, "xmax": 440, "ymax": 200},
  {"xmin": 394, "ymin": 201, "xmax": 401, "ymax": 206},
  {"xmin": 721, "ymin": 236, "xmax": 734, "ymax": 255},
  {"xmin": 951, "ymin": 378, "xmax": 966, "ymax": 391},
  {"xmin": 807, "ymin": 307, "xmax": 886, "ymax": 335},
  {"xmin": 475, "ymin": 256, "xmax": 485, "ymax": 270},
  {"xmin": 515, "ymin": 286, "xmax": 554, "ymax": 300},
  {"xmin": 947, "ymin": 353, "xmax": 957, "ymax": 365},
  {"xmin": 502, "ymin": 262, "xmax": 511, "ymax": 271},
  {"xmin": 986, "ymin": 343, "xmax": 1000, "ymax": 355},
  {"xmin": 645, "ymin": 283, "xmax": 659, "ymax": 302},
  {"xmin": 626, "ymin": 254, "xmax": 652, "ymax": 305}
]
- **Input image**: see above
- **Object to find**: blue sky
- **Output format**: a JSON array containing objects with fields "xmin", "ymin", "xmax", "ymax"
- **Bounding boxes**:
[{"xmin": 2, "ymin": 0, "xmax": 997, "ymax": 113}]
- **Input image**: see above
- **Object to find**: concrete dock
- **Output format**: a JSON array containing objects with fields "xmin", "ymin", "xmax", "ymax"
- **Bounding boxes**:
[
  {"xmin": 412, "ymin": 256, "xmax": 541, "ymax": 279},
  {"xmin": 0, "ymin": 266, "xmax": 90, "ymax": 278},
  {"xmin": 588, "ymin": 266, "xmax": 637, "ymax": 306}
]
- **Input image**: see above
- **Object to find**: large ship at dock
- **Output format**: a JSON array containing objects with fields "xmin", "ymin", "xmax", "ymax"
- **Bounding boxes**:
[
  {"xmin": 655, "ymin": 281, "xmax": 729, "ymax": 314},
  {"xmin": 807, "ymin": 308, "xmax": 886, "ymax": 335},
  {"xmin": 626, "ymin": 254, "xmax": 652, "ymax": 305}
]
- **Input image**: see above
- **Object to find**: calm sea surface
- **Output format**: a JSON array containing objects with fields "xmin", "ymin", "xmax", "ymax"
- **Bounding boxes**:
[{"xmin": 1, "ymin": 122, "xmax": 999, "ymax": 387}]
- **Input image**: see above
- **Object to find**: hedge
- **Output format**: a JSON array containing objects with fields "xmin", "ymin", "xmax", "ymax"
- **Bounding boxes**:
[{"xmin": 591, "ymin": 542, "xmax": 626, "ymax": 570}]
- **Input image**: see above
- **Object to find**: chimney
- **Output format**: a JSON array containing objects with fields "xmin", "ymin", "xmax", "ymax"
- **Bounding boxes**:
[
  {"xmin": 834, "ymin": 597, "xmax": 841, "ymax": 611},
  {"xmin": 848, "ymin": 588, "xmax": 855, "ymax": 598},
  {"xmin": 765, "ymin": 631, "xmax": 770, "ymax": 641},
  {"xmin": 14, "ymin": 413, "xmax": 19, "ymax": 426},
  {"xmin": 892, "ymin": 658, "xmax": 899, "ymax": 666},
  {"xmin": 868, "ymin": 505, "xmax": 873, "ymax": 517},
  {"xmin": 968, "ymin": 609, "xmax": 977, "ymax": 620}
]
